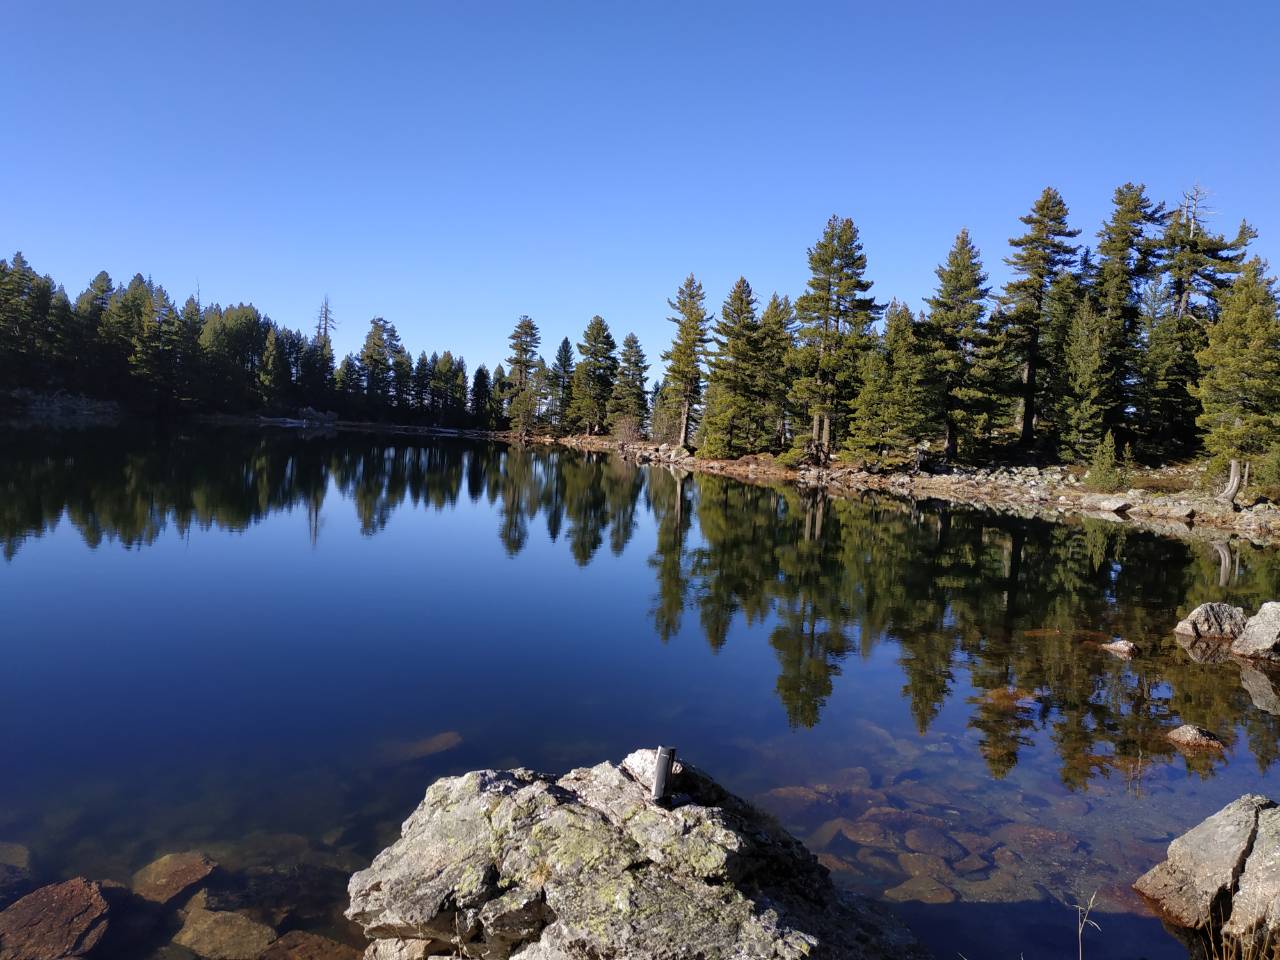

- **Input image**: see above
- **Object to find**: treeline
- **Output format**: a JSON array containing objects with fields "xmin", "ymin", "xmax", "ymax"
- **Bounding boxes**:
[{"xmin": 3, "ymin": 182, "xmax": 1276, "ymax": 476}]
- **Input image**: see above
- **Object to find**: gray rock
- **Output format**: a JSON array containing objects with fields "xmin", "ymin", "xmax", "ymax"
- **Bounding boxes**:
[
  {"xmin": 1134, "ymin": 794, "xmax": 1273, "ymax": 930},
  {"xmin": 1223, "ymin": 806, "xmax": 1280, "ymax": 944},
  {"xmin": 1100, "ymin": 639, "xmax": 1137, "ymax": 659},
  {"xmin": 1174, "ymin": 602, "xmax": 1247, "ymax": 640},
  {"xmin": 347, "ymin": 750, "xmax": 925, "ymax": 960},
  {"xmin": 1081, "ymin": 494, "xmax": 1130, "ymax": 513},
  {"xmin": 1232, "ymin": 602, "xmax": 1280, "ymax": 660},
  {"xmin": 132, "ymin": 851, "xmax": 217, "ymax": 905},
  {"xmin": 1241, "ymin": 665, "xmax": 1280, "ymax": 715},
  {"xmin": 1168, "ymin": 724, "xmax": 1225, "ymax": 751}
]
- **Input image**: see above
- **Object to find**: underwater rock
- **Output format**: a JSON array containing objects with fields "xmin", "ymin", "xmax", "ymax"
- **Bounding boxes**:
[
  {"xmin": 347, "ymin": 749, "xmax": 927, "ymax": 960},
  {"xmin": 1174, "ymin": 602, "xmax": 1247, "ymax": 640},
  {"xmin": 132, "ymin": 851, "xmax": 217, "ymax": 905},
  {"xmin": 0, "ymin": 843, "xmax": 31, "ymax": 910},
  {"xmin": 0, "ymin": 877, "xmax": 110, "ymax": 960},
  {"xmin": 172, "ymin": 906, "xmax": 276, "ymax": 959},
  {"xmin": 1232, "ymin": 602, "xmax": 1280, "ymax": 660},
  {"xmin": 1135, "ymin": 794, "xmax": 1277, "ymax": 942},
  {"xmin": 1167, "ymin": 724, "xmax": 1226, "ymax": 751},
  {"xmin": 258, "ymin": 930, "xmax": 360, "ymax": 960}
]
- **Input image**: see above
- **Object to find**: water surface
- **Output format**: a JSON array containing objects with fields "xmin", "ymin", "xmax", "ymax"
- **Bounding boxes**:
[{"xmin": 4, "ymin": 427, "xmax": 1280, "ymax": 958}]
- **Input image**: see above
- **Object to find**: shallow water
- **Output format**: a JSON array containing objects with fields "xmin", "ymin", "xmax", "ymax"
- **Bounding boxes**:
[{"xmin": 4, "ymin": 427, "xmax": 1280, "ymax": 958}]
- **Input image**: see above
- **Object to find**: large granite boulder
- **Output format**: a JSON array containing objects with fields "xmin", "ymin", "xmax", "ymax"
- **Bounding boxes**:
[
  {"xmin": 347, "ymin": 749, "xmax": 927, "ymax": 960},
  {"xmin": 1233, "ymin": 602, "xmax": 1280, "ymax": 660},
  {"xmin": 1174, "ymin": 602, "xmax": 1247, "ymax": 641},
  {"xmin": 1135, "ymin": 794, "xmax": 1280, "ymax": 950},
  {"xmin": 0, "ymin": 877, "xmax": 110, "ymax": 960}
]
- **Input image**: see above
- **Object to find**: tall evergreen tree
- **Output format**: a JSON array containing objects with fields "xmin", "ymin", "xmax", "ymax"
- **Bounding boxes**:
[
  {"xmin": 660, "ymin": 274, "xmax": 710, "ymax": 448},
  {"xmin": 259, "ymin": 325, "xmax": 292, "ymax": 404},
  {"xmin": 505, "ymin": 315, "xmax": 542, "ymax": 433},
  {"xmin": 550, "ymin": 336, "xmax": 576, "ymax": 431},
  {"xmin": 844, "ymin": 302, "xmax": 934, "ymax": 460},
  {"xmin": 568, "ymin": 315, "xmax": 618, "ymax": 434},
  {"xmin": 1193, "ymin": 259, "xmax": 1280, "ymax": 501},
  {"xmin": 790, "ymin": 215, "xmax": 879, "ymax": 457},
  {"xmin": 470, "ymin": 364, "xmax": 493, "ymax": 424},
  {"xmin": 757, "ymin": 293, "xmax": 794, "ymax": 451},
  {"xmin": 1095, "ymin": 183, "xmax": 1167, "ymax": 435},
  {"xmin": 701, "ymin": 278, "xmax": 763, "ymax": 457},
  {"xmin": 923, "ymin": 228, "xmax": 990, "ymax": 457},
  {"xmin": 1061, "ymin": 300, "xmax": 1109, "ymax": 460},
  {"xmin": 359, "ymin": 317, "xmax": 399, "ymax": 409},
  {"xmin": 606, "ymin": 332, "xmax": 650, "ymax": 436},
  {"xmin": 1002, "ymin": 188, "xmax": 1081, "ymax": 446}
]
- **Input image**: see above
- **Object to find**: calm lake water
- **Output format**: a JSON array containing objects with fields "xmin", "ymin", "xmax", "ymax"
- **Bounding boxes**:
[{"xmin": 5, "ymin": 427, "xmax": 1280, "ymax": 959}]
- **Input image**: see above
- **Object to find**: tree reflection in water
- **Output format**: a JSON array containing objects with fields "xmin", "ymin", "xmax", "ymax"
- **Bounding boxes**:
[{"xmin": 5, "ymin": 427, "xmax": 1280, "ymax": 789}]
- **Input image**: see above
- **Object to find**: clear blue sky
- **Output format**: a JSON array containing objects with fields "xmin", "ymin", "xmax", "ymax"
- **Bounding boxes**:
[{"xmin": 3, "ymin": 2, "xmax": 1276, "ymax": 373}]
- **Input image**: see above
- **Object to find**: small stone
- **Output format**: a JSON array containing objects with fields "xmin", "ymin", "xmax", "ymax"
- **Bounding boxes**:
[
  {"xmin": 132, "ymin": 851, "xmax": 217, "ymax": 905},
  {"xmin": 172, "ymin": 908, "xmax": 277, "ymax": 959},
  {"xmin": 1174, "ymin": 602, "xmax": 1248, "ymax": 640},
  {"xmin": 1168, "ymin": 724, "xmax": 1226, "ymax": 751},
  {"xmin": 0, "ymin": 878, "xmax": 110, "ymax": 960},
  {"xmin": 259, "ymin": 930, "xmax": 361, "ymax": 960},
  {"xmin": 1232, "ymin": 602, "xmax": 1280, "ymax": 660},
  {"xmin": 1100, "ymin": 639, "xmax": 1137, "ymax": 659}
]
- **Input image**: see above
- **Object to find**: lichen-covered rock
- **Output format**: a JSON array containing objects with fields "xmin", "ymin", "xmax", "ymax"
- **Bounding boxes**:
[
  {"xmin": 0, "ymin": 878, "xmax": 110, "ymax": 960},
  {"xmin": 1232, "ymin": 602, "xmax": 1280, "ymax": 660},
  {"xmin": 1174, "ymin": 602, "xmax": 1247, "ymax": 640},
  {"xmin": 347, "ymin": 750, "xmax": 926, "ymax": 960},
  {"xmin": 1136, "ymin": 795, "xmax": 1280, "ymax": 950}
]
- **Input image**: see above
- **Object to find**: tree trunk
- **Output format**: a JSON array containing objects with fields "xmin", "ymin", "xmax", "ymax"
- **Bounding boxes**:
[
  {"xmin": 1214, "ymin": 541, "xmax": 1232, "ymax": 588},
  {"xmin": 1219, "ymin": 458, "xmax": 1243, "ymax": 507},
  {"xmin": 944, "ymin": 418, "xmax": 957, "ymax": 460},
  {"xmin": 1019, "ymin": 355, "xmax": 1036, "ymax": 447},
  {"xmin": 811, "ymin": 411, "xmax": 821, "ymax": 443},
  {"xmin": 679, "ymin": 399, "xmax": 691, "ymax": 449}
]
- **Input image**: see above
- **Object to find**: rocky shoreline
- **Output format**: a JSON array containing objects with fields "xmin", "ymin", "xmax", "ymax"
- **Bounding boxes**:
[{"xmin": 536, "ymin": 433, "xmax": 1280, "ymax": 547}]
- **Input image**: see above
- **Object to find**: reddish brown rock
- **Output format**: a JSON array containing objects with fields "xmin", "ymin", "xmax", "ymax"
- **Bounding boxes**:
[
  {"xmin": 883, "ymin": 874, "xmax": 955, "ymax": 904},
  {"xmin": 903, "ymin": 827, "xmax": 964, "ymax": 861},
  {"xmin": 1168, "ymin": 724, "xmax": 1226, "ymax": 752},
  {"xmin": 259, "ymin": 930, "xmax": 361, "ymax": 960},
  {"xmin": 756, "ymin": 785, "xmax": 837, "ymax": 822},
  {"xmin": 0, "ymin": 878, "xmax": 110, "ymax": 960},
  {"xmin": 131, "ymin": 851, "xmax": 217, "ymax": 905}
]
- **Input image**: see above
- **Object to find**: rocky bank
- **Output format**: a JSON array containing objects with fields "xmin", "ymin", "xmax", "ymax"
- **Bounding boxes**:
[
  {"xmin": 540, "ymin": 434, "xmax": 1280, "ymax": 546},
  {"xmin": 346, "ymin": 748, "xmax": 927, "ymax": 960}
]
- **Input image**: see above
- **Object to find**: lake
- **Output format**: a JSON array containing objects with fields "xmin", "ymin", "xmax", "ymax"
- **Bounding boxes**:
[{"xmin": 4, "ymin": 426, "xmax": 1280, "ymax": 959}]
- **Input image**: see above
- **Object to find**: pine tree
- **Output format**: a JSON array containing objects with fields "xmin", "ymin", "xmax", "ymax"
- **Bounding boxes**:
[
  {"xmin": 470, "ymin": 364, "xmax": 493, "ymax": 424},
  {"xmin": 567, "ymin": 315, "xmax": 618, "ymax": 434},
  {"xmin": 660, "ymin": 274, "xmax": 710, "ymax": 449},
  {"xmin": 843, "ymin": 302, "xmax": 934, "ymax": 460},
  {"xmin": 757, "ymin": 294, "xmax": 794, "ymax": 451},
  {"xmin": 505, "ymin": 315, "xmax": 542, "ymax": 433},
  {"xmin": 922, "ymin": 228, "xmax": 990, "ymax": 457},
  {"xmin": 701, "ymin": 277, "xmax": 763, "ymax": 458},
  {"xmin": 490, "ymin": 364, "xmax": 509, "ymax": 424},
  {"xmin": 1061, "ymin": 300, "xmax": 1108, "ymax": 460},
  {"xmin": 551, "ymin": 336, "xmax": 576, "ymax": 431},
  {"xmin": 1193, "ymin": 259, "xmax": 1280, "ymax": 498},
  {"xmin": 359, "ymin": 317, "xmax": 399, "ymax": 410},
  {"xmin": 606, "ymin": 332, "xmax": 649, "ymax": 437},
  {"xmin": 790, "ymin": 215, "xmax": 879, "ymax": 458},
  {"xmin": 1164, "ymin": 185, "xmax": 1256, "ymax": 323},
  {"xmin": 259, "ymin": 326, "xmax": 292, "ymax": 405},
  {"xmin": 1095, "ymin": 184, "xmax": 1167, "ymax": 435},
  {"xmin": 391, "ymin": 347, "xmax": 414, "ymax": 412},
  {"xmin": 412, "ymin": 351, "xmax": 433, "ymax": 414},
  {"xmin": 1002, "ymin": 188, "xmax": 1081, "ymax": 446}
]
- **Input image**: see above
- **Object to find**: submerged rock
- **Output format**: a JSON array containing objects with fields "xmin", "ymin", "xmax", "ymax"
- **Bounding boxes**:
[
  {"xmin": 258, "ymin": 930, "xmax": 360, "ymax": 960},
  {"xmin": 0, "ymin": 843, "xmax": 31, "ymax": 910},
  {"xmin": 347, "ymin": 749, "xmax": 926, "ymax": 960},
  {"xmin": 1174, "ymin": 602, "xmax": 1247, "ymax": 640},
  {"xmin": 1135, "ymin": 794, "xmax": 1280, "ymax": 948},
  {"xmin": 0, "ymin": 877, "xmax": 110, "ymax": 960},
  {"xmin": 1232, "ymin": 602, "xmax": 1280, "ymax": 660},
  {"xmin": 132, "ymin": 850, "xmax": 217, "ymax": 905},
  {"xmin": 172, "ymin": 906, "xmax": 276, "ymax": 959}
]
